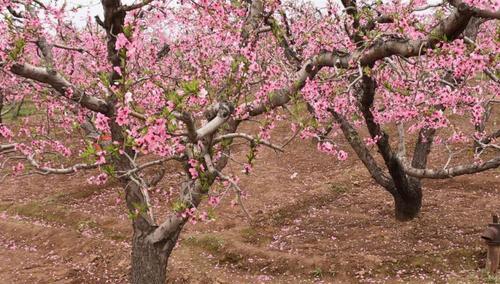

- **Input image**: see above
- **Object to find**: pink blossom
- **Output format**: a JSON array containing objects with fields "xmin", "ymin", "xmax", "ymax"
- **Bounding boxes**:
[
  {"xmin": 242, "ymin": 163, "xmax": 252, "ymax": 175},
  {"xmin": 188, "ymin": 159, "xmax": 199, "ymax": 179},
  {"xmin": 318, "ymin": 141, "xmax": 335, "ymax": 155},
  {"xmin": 12, "ymin": 162, "xmax": 24, "ymax": 175},
  {"xmin": 0, "ymin": 124, "xmax": 13, "ymax": 139},
  {"xmin": 124, "ymin": 92, "xmax": 133, "ymax": 104},
  {"xmin": 87, "ymin": 173, "xmax": 108, "ymax": 185},
  {"xmin": 96, "ymin": 151, "xmax": 107, "ymax": 165},
  {"xmin": 115, "ymin": 33, "xmax": 130, "ymax": 50},
  {"xmin": 116, "ymin": 107, "xmax": 131, "ymax": 126},
  {"xmin": 208, "ymin": 196, "xmax": 220, "ymax": 207},
  {"xmin": 95, "ymin": 113, "xmax": 110, "ymax": 133},
  {"xmin": 337, "ymin": 150, "xmax": 348, "ymax": 161}
]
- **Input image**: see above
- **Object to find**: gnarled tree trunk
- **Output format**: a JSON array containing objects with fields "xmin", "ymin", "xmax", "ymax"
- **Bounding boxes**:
[
  {"xmin": 124, "ymin": 180, "xmax": 184, "ymax": 284},
  {"xmin": 130, "ymin": 231, "xmax": 180, "ymax": 284}
]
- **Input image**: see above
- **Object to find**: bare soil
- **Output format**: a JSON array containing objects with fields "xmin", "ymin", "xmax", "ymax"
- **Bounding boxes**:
[{"xmin": 1, "ymin": 122, "xmax": 499, "ymax": 283}]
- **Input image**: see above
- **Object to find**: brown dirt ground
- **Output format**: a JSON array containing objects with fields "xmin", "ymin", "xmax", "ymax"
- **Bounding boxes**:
[{"xmin": 0, "ymin": 121, "xmax": 499, "ymax": 284}]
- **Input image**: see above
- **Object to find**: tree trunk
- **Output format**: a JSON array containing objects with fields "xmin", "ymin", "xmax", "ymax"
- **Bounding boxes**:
[
  {"xmin": 0, "ymin": 93, "xmax": 3, "ymax": 124},
  {"xmin": 392, "ymin": 182, "xmax": 422, "ymax": 221},
  {"xmin": 131, "ymin": 233, "xmax": 176, "ymax": 284}
]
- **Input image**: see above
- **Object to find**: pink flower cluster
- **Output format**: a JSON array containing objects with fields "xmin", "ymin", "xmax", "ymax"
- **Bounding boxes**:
[
  {"xmin": 187, "ymin": 159, "xmax": 205, "ymax": 179},
  {"xmin": 87, "ymin": 173, "xmax": 108, "ymax": 185}
]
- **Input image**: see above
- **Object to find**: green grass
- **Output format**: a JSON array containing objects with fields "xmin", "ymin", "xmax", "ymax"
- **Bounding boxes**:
[
  {"xmin": 327, "ymin": 183, "xmax": 349, "ymax": 194},
  {"xmin": 184, "ymin": 235, "xmax": 225, "ymax": 254},
  {"xmin": 2, "ymin": 101, "xmax": 37, "ymax": 122},
  {"xmin": 240, "ymin": 226, "xmax": 269, "ymax": 245}
]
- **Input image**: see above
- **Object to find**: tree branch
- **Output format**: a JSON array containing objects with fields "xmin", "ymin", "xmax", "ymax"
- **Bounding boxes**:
[
  {"xmin": 0, "ymin": 144, "xmax": 16, "ymax": 153},
  {"xmin": 10, "ymin": 63, "xmax": 109, "ymax": 113},
  {"xmin": 118, "ymin": 0, "xmax": 154, "ymax": 13},
  {"xmin": 448, "ymin": 0, "xmax": 500, "ymax": 19},
  {"xmin": 331, "ymin": 110, "xmax": 394, "ymax": 191},
  {"xmin": 26, "ymin": 155, "xmax": 101, "ymax": 174},
  {"xmin": 213, "ymin": 133, "xmax": 284, "ymax": 152},
  {"xmin": 401, "ymin": 157, "xmax": 500, "ymax": 179}
]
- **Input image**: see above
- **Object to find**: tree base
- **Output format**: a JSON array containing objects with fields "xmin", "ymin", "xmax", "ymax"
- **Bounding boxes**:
[
  {"xmin": 131, "ymin": 236, "xmax": 169, "ymax": 284},
  {"xmin": 393, "ymin": 188, "xmax": 422, "ymax": 222}
]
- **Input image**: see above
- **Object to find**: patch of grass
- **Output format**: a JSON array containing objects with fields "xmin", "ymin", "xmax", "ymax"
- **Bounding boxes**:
[
  {"xmin": 184, "ymin": 235, "xmax": 224, "ymax": 254},
  {"xmin": 44, "ymin": 186, "xmax": 103, "ymax": 204},
  {"xmin": 3, "ymin": 101, "xmax": 37, "ymax": 122},
  {"xmin": 76, "ymin": 220, "xmax": 98, "ymax": 232},
  {"xmin": 9, "ymin": 202, "xmax": 58, "ymax": 222},
  {"xmin": 408, "ymin": 255, "xmax": 446, "ymax": 272},
  {"xmin": 240, "ymin": 226, "xmax": 269, "ymax": 245},
  {"xmin": 453, "ymin": 270, "xmax": 500, "ymax": 284},
  {"xmin": 0, "ymin": 202, "xmax": 13, "ymax": 211},
  {"xmin": 445, "ymin": 247, "xmax": 482, "ymax": 268},
  {"xmin": 7, "ymin": 201, "xmax": 95, "ymax": 231},
  {"xmin": 108, "ymin": 233, "xmax": 128, "ymax": 241},
  {"xmin": 263, "ymin": 192, "xmax": 345, "ymax": 227},
  {"xmin": 183, "ymin": 235, "xmax": 244, "ymax": 264},
  {"xmin": 484, "ymin": 275, "xmax": 500, "ymax": 284},
  {"xmin": 267, "ymin": 211, "xmax": 288, "ymax": 226},
  {"xmin": 480, "ymin": 269, "xmax": 500, "ymax": 284},
  {"xmin": 327, "ymin": 183, "xmax": 348, "ymax": 194},
  {"xmin": 220, "ymin": 250, "xmax": 243, "ymax": 264},
  {"xmin": 311, "ymin": 267, "xmax": 323, "ymax": 278}
]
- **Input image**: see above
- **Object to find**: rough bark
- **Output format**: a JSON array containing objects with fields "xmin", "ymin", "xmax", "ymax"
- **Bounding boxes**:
[
  {"xmin": 131, "ymin": 229, "xmax": 181, "ymax": 284},
  {"xmin": 392, "ymin": 184, "xmax": 422, "ymax": 221}
]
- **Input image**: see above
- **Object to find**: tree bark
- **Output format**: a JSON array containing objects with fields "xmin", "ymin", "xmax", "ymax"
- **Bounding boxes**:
[
  {"xmin": 391, "ymin": 179, "xmax": 423, "ymax": 221},
  {"xmin": 0, "ymin": 93, "xmax": 3, "ymax": 124},
  {"xmin": 130, "ymin": 230, "xmax": 180, "ymax": 284}
]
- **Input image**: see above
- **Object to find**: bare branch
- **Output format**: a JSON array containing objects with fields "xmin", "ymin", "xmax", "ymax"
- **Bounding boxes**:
[
  {"xmin": 127, "ymin": 175, "xmax": 156, "ymax": 225},
  {"xmin": 0, "ymin": 144, "xmax": 16, "ymax": 153},
  {"xmin": 118, "ymin": 0, "xmax": 154, "ymax": 12},
  {"xmin": 175, "ymin": 102, "xmax": 234, "ymax": 142},
  {"xmin": 10, "ymin": 63, "xmax": 109, "ymax": 114},
  {"xmin": 401, "ymin": 157, "xmax": 500, "ymax": 179},
  {"xmin": 53, "ymin": 43, "xmax": 86, "ymax": 53},
  {"xmin": 331, "ymin": 110, "xmax": 394, "ymax": 190},
  {"xmin": 264, "ymin": 15, "xmax": 302, "ymax": 68},
  {"xmin": 204, "ymin": 153, "xmax": 252, "ymax": 220},
  {"xmin": 116, "ymin": 156, "xmax": 184, "ymax": 178},
  {"xmin": 414, "ymin": 2, "xmax": 443, "ymax": 12},
  {"xmin": 35, "ymin": 38, "xmax": 55, "ymax": 70},
  {"xmin": 26, "ymin": 155, "xmax": 101, "ymax": 174},
  {"xmin": 242, "ymin": 3, "xmax": 488, "ymax": 119},
  {"xmin": 146, "ymin": 214, "xmax": 184, "ymax": 244},
  {"xmin": 397, "ymin": 123, "xmax": 406, "ymax": 157},
  {"xmin": 213, "ymin": 133, "xmax": 284, "ymax": 152}
]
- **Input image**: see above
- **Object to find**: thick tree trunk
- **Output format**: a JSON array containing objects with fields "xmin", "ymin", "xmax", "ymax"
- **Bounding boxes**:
[
  {"xmin": 392, "ymin": 182, "xmax": 422, "ymax": 221},
  {"xmin": 130, "ymin": 233, "xmax": 178, "ymax": 284}
]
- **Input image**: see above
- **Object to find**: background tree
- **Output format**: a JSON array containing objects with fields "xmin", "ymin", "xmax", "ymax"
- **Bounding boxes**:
[{"xmin": 248, "ymin": 0, "xmax": 500, "ymax": 220}]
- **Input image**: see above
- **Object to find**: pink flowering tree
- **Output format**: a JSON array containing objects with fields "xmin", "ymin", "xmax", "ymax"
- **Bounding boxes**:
[
  {"xmin": 0, "ymin": 0, "xmax": 499, "ymax": 283},
  {"xmin": 283, "ymin": 0, "xmax": 500, "ymax": 221},
  {"xmin": 0, "ymin": 0, "xmax": 305, "ymax": 282}
]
